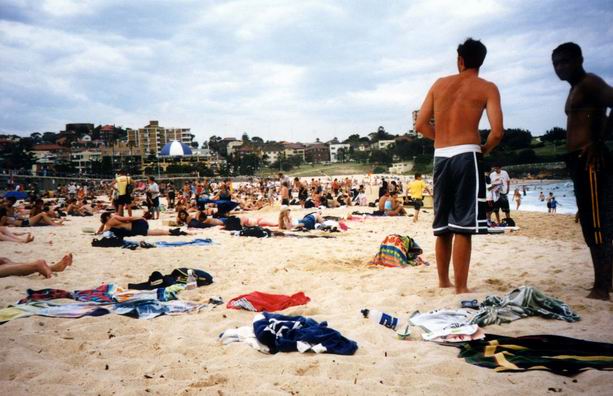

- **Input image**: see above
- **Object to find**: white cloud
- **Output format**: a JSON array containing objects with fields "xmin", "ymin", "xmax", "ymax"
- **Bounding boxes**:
[{"xmin": 0, "ymin": 1, "xmax": 611, "ymax": 141}]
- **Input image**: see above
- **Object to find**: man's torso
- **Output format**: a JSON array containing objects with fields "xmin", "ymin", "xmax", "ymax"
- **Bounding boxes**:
[{"xmin": 565, "ymin": 74, "xmax": 608, "ymax": 152}]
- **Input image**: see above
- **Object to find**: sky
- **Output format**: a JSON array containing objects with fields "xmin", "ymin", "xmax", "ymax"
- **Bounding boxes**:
[{"xmin": 1, "ymin": 0, "xmax": 612, "ymax": 144}]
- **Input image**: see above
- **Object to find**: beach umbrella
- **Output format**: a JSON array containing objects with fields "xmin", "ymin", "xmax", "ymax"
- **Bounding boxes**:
[{"xmin": 159, "ymin": 140, "xmax": 193, "ymax": 157}]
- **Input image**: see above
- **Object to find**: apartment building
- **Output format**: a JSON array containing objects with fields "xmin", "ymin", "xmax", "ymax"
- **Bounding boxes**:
[{"xmin": 128, "ymin": 120, "xmax": 193, "ymax": 157}]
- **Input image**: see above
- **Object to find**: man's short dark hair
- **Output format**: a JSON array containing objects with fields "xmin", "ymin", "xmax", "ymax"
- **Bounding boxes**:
[
  {"xmin": 457, "ymin": 38, "xmax": 487, "ymax": 69},
  {"xmin": 415, "ymin": 173, "xmax": 422, "ymax": 178},
  {"xmin": 552, "ymin": 42, "xmax": 582, "ymax": 59}
]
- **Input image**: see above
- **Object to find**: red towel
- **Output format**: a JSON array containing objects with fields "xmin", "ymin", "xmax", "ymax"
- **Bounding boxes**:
[{"xmin": 226, "ymin": 291, "xmax": 311, "ymax": 312}]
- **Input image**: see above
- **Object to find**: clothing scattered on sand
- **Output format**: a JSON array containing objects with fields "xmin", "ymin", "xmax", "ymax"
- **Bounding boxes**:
[
  {"xmin": 153, "ymin": 238, "xmax": 214, "ymax": 248},
  {"xmin": 196, "ymin": 198, "xmax": 239, "ymax": 215},
  {"xmin": 226, "ymin": 291, "xmax": 310, "ymax": 312},
  {"xmin": 112, "ymin": 299, "xmax": 204, "ymax": 320},
  {"xmin": 456, "ymin": 334, "xmax": 613, "ymax": 375},
  {"xmin": 1, "ymin": 269, "xmax": 213, "ymax": 324},
  {"xmin": 18, "ymin": 284, "xmax": 117, "ymax": 304},
  {"xmin": 127, "ymin": 268, "xmax": 213, "ymax": 290},
  {"xmin": 408, "ymin": 309, "xmax": 484, "ymax": 342},
  {"xmin": 221, "ymin": 312, "xmax": 358, "ymax": 355},
  {"xmin": 0, "ymin": 301, "xmax": 110, "ymax": 323},
  {"xmin": 399, "ymin": 286, "xmax": 578, "ymax": 341},
  {"xmin": 469, "ymin": 286, "xmax": 580, "ymax": 326},
  {"xmin": 369, "ymin": 234, "xmax": 424, "ymax": 267},
  {"xmin": 237, "ymin": 226, "xmax": 272, "ymax": 238}
]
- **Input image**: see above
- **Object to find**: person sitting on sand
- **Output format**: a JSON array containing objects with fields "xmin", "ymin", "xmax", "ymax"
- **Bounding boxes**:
[
  {"xmin": 97, "ymin": 212, "xmax": 189, "ymax": 237},
  {"xmin": 378, "ymin": 190, "xmax": 393, "ymax": 213},
  {"xmin": 29, "ymin": 199, "xmax": 64, "ymax": 226},
  {"xmin": 0, "ymin": 253, "xmax": 72, "ymax": 278},
  {"xmin": 0, "ymin": 225, "xmax": 34, "ymax": 243},
  {"xmin": 386, "ymin": 191, "xmax": 407, "ymax": 216}
]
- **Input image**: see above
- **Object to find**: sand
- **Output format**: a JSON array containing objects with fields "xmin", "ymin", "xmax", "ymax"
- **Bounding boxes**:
[{"xmin": 0, "ymin": 203, "xmax": 612, "ymax": 395}]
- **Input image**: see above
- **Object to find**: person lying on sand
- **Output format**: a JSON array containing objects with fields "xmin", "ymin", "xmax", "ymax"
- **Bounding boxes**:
[
  {"xmin": 0, "ymin": 226, "xmax": 34, "ymax": 243},
  {"xmin": 0, "ymin": 253, "xmax": 73, "ymax": 278},
  {"xmin": 97, "ymin": 213, "xmax": 190, "ymax": 237}
]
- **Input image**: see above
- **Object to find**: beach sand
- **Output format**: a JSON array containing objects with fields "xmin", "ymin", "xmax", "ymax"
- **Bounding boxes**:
[{"xmin": 0, "ymin": 205, "xmax": 611, "ymax": 395}]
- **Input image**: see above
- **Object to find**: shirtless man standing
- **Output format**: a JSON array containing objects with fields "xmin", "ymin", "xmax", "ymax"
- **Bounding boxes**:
[
  {"xmin": 552, "ymin": 42, "xmax": 613, "ymax": 300},
  {"xmin": 416, "ymin": 38, "xmax": 503, "ymax": 294}
]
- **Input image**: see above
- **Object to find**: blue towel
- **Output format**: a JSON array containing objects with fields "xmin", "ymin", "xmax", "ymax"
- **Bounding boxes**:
[
  {"xmin": 197, "ymin": 198, "xmax": 239, "ymax": 215},
  {"xmin": 155, "ymin": 238, "xmax": 213, "ymax": 248},
  {"xmin": 253, "ymin": 312, "xmax": 358, "ymax": 355}
]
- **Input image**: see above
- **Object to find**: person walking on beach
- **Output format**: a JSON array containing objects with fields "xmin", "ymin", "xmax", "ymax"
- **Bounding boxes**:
[
  {"xmin": 416, "ymin": 38, "xmax": 503, "ymax": 294},
  {"xmin": 552, "ymin": 42, "xmax": 613, "ymax": 300},
  {"xmin": 513, "ymin": 188, "xmax": 522, "ymax": 210}
]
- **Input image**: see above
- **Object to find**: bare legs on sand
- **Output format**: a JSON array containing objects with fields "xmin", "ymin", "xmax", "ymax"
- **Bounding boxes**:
[
  {"xmin": 0, "ymin": 227, "xmax": 34, "ymax": 243},
  {"xmin": 435, "ymin": 233, "xmax": 471, "ymax": 294},
  {"xmin": 0, "ymin": 253, "xmax": 73, "ymax": 278},
  {"xmin": 587, "ymin": 245, "xmax": 612, "ymax": 300}
]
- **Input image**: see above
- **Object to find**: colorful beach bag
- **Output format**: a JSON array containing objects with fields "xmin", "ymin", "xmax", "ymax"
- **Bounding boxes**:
[{"xmin": 369, "ymin": 234, "xmax": 423, "ymax": 268}]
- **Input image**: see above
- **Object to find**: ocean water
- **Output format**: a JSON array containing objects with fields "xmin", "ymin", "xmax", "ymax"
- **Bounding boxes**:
[{"xmin": 511, "ymin": 180, "xmax": 577, "ymax": 215}]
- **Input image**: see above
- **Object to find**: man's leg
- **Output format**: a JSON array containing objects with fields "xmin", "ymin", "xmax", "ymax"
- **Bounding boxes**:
[
  {"xmin": 413, "ymin": 208, "xmax": 419, "ymax": 222},
  {"xmin": 452, "ymin": 233, "xmax": 472, "ymax": 294},
  {"xmin": 587, "ymin": 246, "xmax": 611, "ymax": 300},
  {"xmin": 0, "ymin": 260, "xmax": 52, "ymax": 278},
  {"xmin": 118, "ymin": 203, "xmax": 124, "ymax": 217},
  {"xmin": 435, "ymin": 234, "xmax": 453, "ymax": 288}
]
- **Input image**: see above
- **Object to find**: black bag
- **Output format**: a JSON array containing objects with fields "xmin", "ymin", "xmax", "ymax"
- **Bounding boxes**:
[
  {"xmin": 92, "ymin": 236, "xmax": 125, "ymax": 247},
  {"xmin": 501, "ymin": 218, "xmax": 516, "ymax": 227},
  {"xmin": 223, "ymin": 216, "xmax": 243, "ymax": 231},
  {"xmin": 125, "ymin": 177, "xmax": 134, "ymax": 195},
  {"xmin": 239, "ymin": 226, "xmax": 272, "ymax": 238}
]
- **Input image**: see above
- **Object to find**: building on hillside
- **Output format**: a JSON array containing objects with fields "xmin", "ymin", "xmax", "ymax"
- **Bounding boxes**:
[
  {"xmin": 376, "ymin": 139, "xmax": 395, "ymax": 150},
  {"xmin": 261, "ymin": 143, "xmax": 284, "ymax": 165},
  {"xmin": 329, "ymin": 143, "xmax": 351, "ymax": 163},
  {"xmin": 236, "ymin": 145, "xmax": 261, "ymax": 158},
  {"xmin": 66, "ymin": 123, "xmax": 94, "ymax": 136},
  {"xmin": 388, "ymin": 161, "xmax": 414, "ymax": 174},
  {"xmin": 226, "ymin": 140, "xmax": 243, "ymax": 155},
  {"xmin": 30, "ymin": 144, "xmax": 69, "ymax": 173},
  {"xmin": 71, "ymin": 150, "xmax": 101, "ymax": 174},
  {"xmin": 282, "ymin": 143, "xmax": 306, "ymax": 161},
  {"xmin": 305, "ymin": 143, "xmax": 330, "ymax": 163},
  {"xmin": 128, "ymin": 120, "xmax": 193, "ymax": 158}
]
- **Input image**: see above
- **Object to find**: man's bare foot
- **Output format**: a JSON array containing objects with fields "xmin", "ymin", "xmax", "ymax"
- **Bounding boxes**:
[
  {"xmin": 586, "ymin": 288, "xmax": 610, "ymax": 300},
  {"xmin": 455, "ymin": 287, "xmax": 471, "ymax": 294},
  {"xmin": 439, "ymin": 281, "xmax": 454, "ymax": 288},
  {"xmin": 50, "ymin": 253, "xmax": 73, "ymax": 273},
  {"xmin": 26, "ymin": 233, "xmax": 34, "ymax": 243},
  {"xmin": 35, "ymin": 260, "xmax": 52, "ymax": 278}
]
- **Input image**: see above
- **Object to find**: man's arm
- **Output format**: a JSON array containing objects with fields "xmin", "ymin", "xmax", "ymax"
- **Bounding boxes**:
[
  {"xmin": 415, "ymin": 85, "xmax": 436, "ymax": 140},
  {"xmin": 482, "ymin": 83, "xmax": 504, "ymax": 155}
]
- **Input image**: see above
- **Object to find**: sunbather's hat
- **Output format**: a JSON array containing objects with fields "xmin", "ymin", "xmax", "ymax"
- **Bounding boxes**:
[
  {"xmin": 127, "ymin": 271, "xmax": 176, "ymax": 290},
  {"xmin": 172, "ymin": 268, "xmax": 214, "ymax": 286}
]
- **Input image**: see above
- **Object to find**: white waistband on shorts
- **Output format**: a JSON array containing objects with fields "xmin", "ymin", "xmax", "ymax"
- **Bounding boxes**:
[{"xmin": 434, "ymin": 144, "xmax": 481, "ymax": 158}]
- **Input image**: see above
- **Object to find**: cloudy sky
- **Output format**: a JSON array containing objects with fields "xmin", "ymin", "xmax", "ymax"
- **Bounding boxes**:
[{"xmin": 1, "ymin": 0, "xmax": 612, "ymax": 143}]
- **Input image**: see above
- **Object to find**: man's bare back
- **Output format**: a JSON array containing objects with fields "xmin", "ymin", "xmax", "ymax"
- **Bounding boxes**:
[{"xmin": 417, "ymin": 70, "xmax": 503, "ymax": 153}]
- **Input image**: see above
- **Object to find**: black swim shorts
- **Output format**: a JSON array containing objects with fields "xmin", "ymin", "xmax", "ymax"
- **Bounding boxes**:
[
  {"xmin": 494, "ymin": 193, "xmax": 510, "ymax": 213},
  {"xmin": 413, "ymin": 199, "xmax": 423, "ymax": 210},
  {"xmin": 433, "ymin": 149, "xmax": 488, "ymax": 236},
  {"xmin": 564, "ymin": 149, "xmax": 612, "ymax": 247},
  {"xmin": 116, "ymin": 194, "xmax": 132, "ymax": 205}
]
